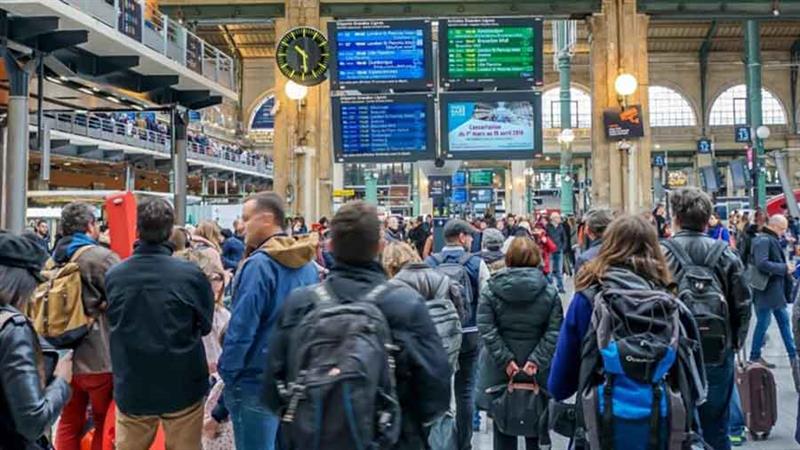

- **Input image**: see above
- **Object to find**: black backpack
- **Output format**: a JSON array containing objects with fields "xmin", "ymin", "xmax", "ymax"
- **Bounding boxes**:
[
  {"xmin": 662, "ymin": 239, "xmax": 730, "ymax": 366},
  {"xmin": 280, "ymin": 282, "xmax": 401, "ymax": 450},
  {"xmin": 432, "ymin": 253, "xmax": 475, "ymax": 326}
]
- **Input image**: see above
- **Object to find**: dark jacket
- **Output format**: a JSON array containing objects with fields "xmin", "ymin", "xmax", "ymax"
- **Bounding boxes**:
[
  {"xmin": 393, "ymin": 262, "xmax": 465, "ymax": 321},
  {"xmin": 475, "ymin": 268, "xmax": 562, "ymax": 407},
  {"xmin": 661, "ymin": 230, "xmax": 752, "ymax": 351},
  {"xmin": 264, "ymin": 262, "xmax": 451, "ymax": 450},
  {"xmin": 574, "ymin": 238, "xmax": 602, "ymax": 275},
  {"xmin": 52, "ymin": 234, "xmax": 120, "ymax": 375},
  {"xmin": 546, "ymin": 223, "xmax": 566, "ymax": 252},
  {"xmin": 751, "ymin": 229, "xmax": 792, "ymax": 309},
  {"xmin": 221, "ymin": 236, "xmax": 245, "ymax": 272},
  {"xmin": 0, "ymin": 306, "xmax": 71, "ymax": 450},
  {"xmin": 105, "ymin": 242, "xmax": 214, "ymax": 415},
  {"xmin": 219, "ymin": 235, "xmax": 318, "ymax": 392},
  {"xmin": 737, "ymin": 224, "xmax": 760, "ymax": 268}
]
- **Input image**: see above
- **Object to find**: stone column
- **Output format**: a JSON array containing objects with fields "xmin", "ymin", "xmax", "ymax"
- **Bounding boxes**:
[
  {"xmin": 588, "ymin": 0, "xmax": 651, "ymax": 212},
  {"xmin": 417, "ymin": 166, "xmax": 432, "ymax": 216},
  {"xmin": 509, "ymin": 161, "xmax": 527, "ymax": 216}
]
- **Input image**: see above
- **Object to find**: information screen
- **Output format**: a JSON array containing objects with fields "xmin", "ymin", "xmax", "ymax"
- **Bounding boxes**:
[
  {"xmin": 469, "ymin": 169, "xmax": 494, "ymax": 186},
  {"xmin": 439, "ymin": 17, "xmax": 543, "ymax": 90},
  {"xmin": 329, "ymin": 20, "xmax": 433, "ymax": 92},
  {"xmin": 452, "ymin": 171, "xmax": 467, "ymax": 187},
  {"xmin": 332, "ymin": 94, "xmax": 436, "ymax": 163},
  {"xmin": 441, "ymin": 91, "xmax": 542, "ymax": 161}
]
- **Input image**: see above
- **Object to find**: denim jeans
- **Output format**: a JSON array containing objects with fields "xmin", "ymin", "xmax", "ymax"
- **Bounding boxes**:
[
  {"xmin": 550, "ymin": 251, "xmax": 565, "ymax": 291},
  {"xmin": 227, "ymin": 386, "xmax": 279, "ymax": 450},
  {"xmin": 749, "ymin": 304, "xmax": 797, "ymax": 361},
  {"xmin": 728, "ymin": 384, "xmax": 744, "ymax": 436},
  {"xmin": 455, "ymin": 332, "xmax": 480, "ymax": 450},
  {"xmin": 699, "ymin": 353, "xmax": 735, "ymax": 450}
]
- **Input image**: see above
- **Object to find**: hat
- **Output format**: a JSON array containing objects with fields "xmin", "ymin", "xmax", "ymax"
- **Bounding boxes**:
[
  {"xmin": 0, "ymin": 231, "xmax": 49, "ymax": 282},
  {"xmin": 443, "ymin": 219, "xmax": 474, "ymax": 239},
  {"xmin": 482, "ymin": 228, "xmax": 505, "ymax": 251}
]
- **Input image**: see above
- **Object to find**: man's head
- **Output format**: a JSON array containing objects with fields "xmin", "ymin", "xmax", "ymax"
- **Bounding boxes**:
[
  {"xmin": 137, "ymin": 198, "xmax": 175, "ymax": 245},
  {"xmin": 241, "ymin": 192, "xmax": 286, "ymax": 250},
  {"xmin": 443, "ymin": 219, "xmax": 474, "ymax": 250},
  {"xmin": 233, "ymin": 219, "xmax": 245, "ymax": 236},
  {"xmin": 482, "ymin": 228, "xmax": 505, "ymax": 252},
  {"xmin": 331, "ymin": 201, "xmax": 382, "ymax": 265},
  {"xmin": 36, "ymin": 220, "xmax": 48, "ymax": 237},
  {"xmin": 549, "ymin": 212, "xmax": 561, "ymax": 225},
  {"xmin": 387, "ymin": 216, "xmax": 399, "ymax": 231},
  {"xmin": 584, "ymin": 208, "xmax": 614, "ymax": 241},
  {"xmin": 767, "ymin": 214, "xmax": 789, "ymax": 236},
  {"xmin": 61, "ymin": 202, "xmax": 99, "ymax": 240},
  {"xmin": 669, "ymin": 187, "xmax": 713, "ymax": 232}
]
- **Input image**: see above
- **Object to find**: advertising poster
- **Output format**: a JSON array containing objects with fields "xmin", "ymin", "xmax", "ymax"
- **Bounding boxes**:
[
  {"xmin": 603, "ymin": 105, "xmax": 644, "ymax": 140},
  {"xmin": 447, "ymin": 100, "xmax": 534, "ymax": 152}
]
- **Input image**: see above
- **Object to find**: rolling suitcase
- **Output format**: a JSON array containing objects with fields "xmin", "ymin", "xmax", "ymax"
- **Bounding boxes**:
[{"xmin": 735, "ymin": 355, "xmax": 777, "ymax": 440}]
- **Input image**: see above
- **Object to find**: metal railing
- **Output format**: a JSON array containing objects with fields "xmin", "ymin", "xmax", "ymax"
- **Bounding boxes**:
[
  {"xmin": 35, "ymin": 112, "xmax": 272, "ymax": 176},
  {"xmin": 59, "ymin": 0, "xmax": 235, "ymax": 91}
]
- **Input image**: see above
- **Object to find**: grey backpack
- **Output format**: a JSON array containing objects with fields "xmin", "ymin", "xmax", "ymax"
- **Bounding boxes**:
[{"xmin": 425, "ymin": 281, "xmax": 463, "ymax": 369}]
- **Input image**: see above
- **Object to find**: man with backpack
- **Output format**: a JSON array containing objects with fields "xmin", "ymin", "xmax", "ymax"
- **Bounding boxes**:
[
  {"xmin": 51, "ymin": 202, "xmax": 120, "ymax": 450},
  {"xmin": 264, "ymin": 201, "xmax": 450, "ymax": 450},
  {"xmin": 219, "ymin": 192, "xmax": 318, "ymax": 450},
  {"xmin": 661, "ymin": 188, "xmax": 752, "ymax": 450},
  {"xmin": 426, "ymin": 219, "xmax": 489, "ymax": 450}
]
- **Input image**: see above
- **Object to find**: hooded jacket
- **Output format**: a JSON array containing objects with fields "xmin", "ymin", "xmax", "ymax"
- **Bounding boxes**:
[
  {"xmin": 219, "ymin": 234, "xmax": 318, "ymax": 392},
  {"xmin": 52, "ymin": 233, "xmax": 120, "ymax": 375},
  {"xmin": 475, "ymin": 268, "xmax": 562, "ymax": 407}
]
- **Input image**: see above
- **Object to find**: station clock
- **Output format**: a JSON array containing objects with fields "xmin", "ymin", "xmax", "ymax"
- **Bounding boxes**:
[{"xmin": 275, "ymin": 27, "xmax": 330, "ymax": 87}]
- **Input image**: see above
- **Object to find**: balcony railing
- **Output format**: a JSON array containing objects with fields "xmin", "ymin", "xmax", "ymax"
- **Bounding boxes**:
[
  {"xmin": 34, "ymin": 112, "xmax": 272, "ymax": 176},
  {"xmin": 59, "ymin": 0, "xmax": 235, "ymax": 91}
]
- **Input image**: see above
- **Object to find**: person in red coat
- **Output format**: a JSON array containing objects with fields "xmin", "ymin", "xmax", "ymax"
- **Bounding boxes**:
[{"xmin": 533, "ymin": 223, "xmax": 558, "ymax": 276}]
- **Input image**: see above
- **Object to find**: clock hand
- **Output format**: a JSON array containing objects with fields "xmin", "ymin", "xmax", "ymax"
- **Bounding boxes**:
[{"xmin": 294, "ymin": 45, "xmax": 308, "ymax": 58}]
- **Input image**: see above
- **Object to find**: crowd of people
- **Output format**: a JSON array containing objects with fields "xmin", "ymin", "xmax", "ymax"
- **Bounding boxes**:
[{"xmin": 4, "ymin": 186, "xmax": 800, "ymax": 450}]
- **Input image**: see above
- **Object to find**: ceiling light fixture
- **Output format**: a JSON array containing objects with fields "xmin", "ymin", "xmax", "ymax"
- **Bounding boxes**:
[
  {"xmin": 47, "ymin": 76, "xmax": 63, "ymax": 85},
  {"xmin": 78, "ymin": 87, "xmax": 94, "ymax": 95},
  {"xmin": 106, "ymin": 96, "xmax": 122, "ymax": 104}
]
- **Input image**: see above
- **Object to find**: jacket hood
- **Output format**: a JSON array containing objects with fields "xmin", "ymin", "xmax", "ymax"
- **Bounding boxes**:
[
  {"xmin": 597, "ymin": 265, "xmax": 659, "ymax": 292},
  {"xmin": 488, "ymin": 267, "xmax": 549, "ymax": 302},
  {"xmin": 259, "ymin": 234, "xmax": 317, "ymax": 269},
  {"xmin": 52, "ymin": 233, "xmax": 96, "ymax": 264}
]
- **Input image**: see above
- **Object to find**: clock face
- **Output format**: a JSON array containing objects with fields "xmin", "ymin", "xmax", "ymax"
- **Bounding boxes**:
[{"xmin": 276, "ymin": 27, "xmax": 330, "ymax": 87}]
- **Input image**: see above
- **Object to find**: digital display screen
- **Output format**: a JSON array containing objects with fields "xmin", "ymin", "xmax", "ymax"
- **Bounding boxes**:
[
  {"xmin": 439, "ymin": 17, "xmax": 543, "ymax": 90},
  {"xmin": 452, "ymin": 171, "xmax": 467, "ymax": 187},
  {"xmin": 329, "ymin": 20, "xmax": 433, "ymax": 92},
  {"xmin": 470, "ymin": 189, "xmax": 494, "ymax": 203},
  {"xmin": 452, "ymin": 188, "xmax": 467, "ymax": 204},
  {"xmin": 332, "ymin": 94, "xmax": 436, "ymax": 163},
  {"xmin": 441, "ymin": 91, "xmax": 542, "ymax": 161}
]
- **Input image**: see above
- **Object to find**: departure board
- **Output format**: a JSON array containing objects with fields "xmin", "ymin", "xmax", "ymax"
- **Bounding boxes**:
[
  {"xmin": 329, "ymin": 20, "xmax": 433, "ymax": 91},
  {"xmin": 332, "ymin": 94, "xmax": 436, "ymax": 163},
  {"xmin": 439, "ymin": 17, "xmax": 543, "ymax": 90}
]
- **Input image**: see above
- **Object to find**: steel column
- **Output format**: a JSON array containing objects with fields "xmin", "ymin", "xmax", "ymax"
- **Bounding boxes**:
[
  {"xmin": 745, "ymin": 20, "xmax": 766, "ymax": 209},
  {"xmin": 557, "ymin": 20, "xmax": 574, "ymax": 216},
  {"xmin": 172, "ymin": 109, "xmax": 188, "ymax": 225},
  {"xmin": 3, "ymin": 50, "xmax": 31, "ymax": 234}
]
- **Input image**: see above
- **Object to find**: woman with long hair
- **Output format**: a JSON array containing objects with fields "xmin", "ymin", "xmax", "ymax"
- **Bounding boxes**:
[
  {"xmin": 548, "ymin": 214, "xmax": 674, "ymax": 402},
  {"xmin": 475, "ymin": 237, "xmax": 563, "ymax": 450},
  {"xmin": 192, "ymin": 220, "xmax": 224, "ymax": 270}
]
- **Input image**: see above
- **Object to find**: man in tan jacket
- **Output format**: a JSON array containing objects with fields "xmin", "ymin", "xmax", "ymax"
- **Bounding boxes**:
[{"xmin": 53, "ymin": 202, "xmax": 120, "ymax": 450}]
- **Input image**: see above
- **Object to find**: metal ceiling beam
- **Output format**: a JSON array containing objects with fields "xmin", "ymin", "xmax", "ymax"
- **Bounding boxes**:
[
  {"xmin": 221, "ymin": 24, "xmax": 243, "ymax": 60},
  {"xmin": 791, "ymin": 38, "xmax": 800, "ymax": 133},
  {"xmin": 8, "ymin": 16, "xmax": 59, "ymax": 42},
  {"xmin": 700, "ymin": 20, "xmax": 717, "ymax": 134},
  {"xmin": 640, "ymin": 0, "xmax": 800, "ymax": 20},
  {"xmin": 23, "ymin": 30, "xmax": 88, "ymax": 53},
  {"xmin": 319, "ymin": 1, "xmax": 599, "ymax": 18},
  {"xmin": 160, "ymin": 4, "xmax": 285, "ymax": 20}
]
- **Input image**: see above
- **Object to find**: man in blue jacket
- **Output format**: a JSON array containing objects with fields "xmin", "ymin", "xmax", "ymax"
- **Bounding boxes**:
[
  {"xmin": 219, "ymin": 192, "xmax": 318, "ymax": 450},
  {"xmin": 221, "ymin": 228, "xmax": 245, "ymax": 272}
]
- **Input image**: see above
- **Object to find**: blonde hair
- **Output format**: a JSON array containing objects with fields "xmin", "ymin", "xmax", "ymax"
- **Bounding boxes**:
[
  {"xmin": 381, "ymin": 242, "xmax": 422, "ymax": 277},
  {"xmin": 194, "ymin": 220, "xmax": 222, "ymax": 251}
]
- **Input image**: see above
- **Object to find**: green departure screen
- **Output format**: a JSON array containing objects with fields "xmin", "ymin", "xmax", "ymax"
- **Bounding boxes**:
[{"xmin": 447, "ymin": 26, "xmax": 535, "ymax": 80}]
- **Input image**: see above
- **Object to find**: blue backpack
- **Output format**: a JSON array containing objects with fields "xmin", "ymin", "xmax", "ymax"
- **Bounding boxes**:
[{"xmin": 578, "ymin": 288, "xmax": 695, "ymax": 450}]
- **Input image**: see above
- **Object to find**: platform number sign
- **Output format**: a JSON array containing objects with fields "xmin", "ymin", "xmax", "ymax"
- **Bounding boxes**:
[
  {"xmin": 652, "ymin": 155, "xmax": 666, "ymax": 167},
  {"xmin": 697, "ymin": 138, "xmax": 712, "ymax": 155},
  {"xmin": 735, "ymin": 126, "xmax": 751, "ymax": 143}
]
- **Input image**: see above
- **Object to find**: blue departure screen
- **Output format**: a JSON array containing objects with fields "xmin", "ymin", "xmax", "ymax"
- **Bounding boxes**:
[
  {"xmin": 340, "ymin": 102, "xmax": 428, "ymax": 155},
  {"xmin": 336, "ymin": 29, "xmax": 425, "ymax": 82}
]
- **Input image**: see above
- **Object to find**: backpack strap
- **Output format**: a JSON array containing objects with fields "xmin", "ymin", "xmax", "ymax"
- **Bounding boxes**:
[
  {"xmin": 457, "ymin": 252, "xmax": 473, "ymax": 266},
  {"xmin": 310, "ymin": 281, "xmax": 392, "ymax": 306},
  {"xmin": 661, "ymin": 239, "xmax": 693, "ymax": 270},
  {"xmin": 703, "ymin": 241, "xmax": 728, "ymax": 269},
  {"xmin": 431, "ymin": 254, "xmax": 444, "ymax": 266},
  {"xmin": 69, "ymin": 244, "xmax": 96, "ymax": 264}
]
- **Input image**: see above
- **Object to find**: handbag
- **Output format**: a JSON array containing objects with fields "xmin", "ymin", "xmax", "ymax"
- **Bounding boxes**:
[
  {"xmin": 747, "ymin": 261, "xmax": 770, "ymax": 292},
  {"xmin": 486, "ymin": 375, "xmax": 546, "ymax": 437},
  {"xmin": 202, "ymin": 378, "xmax": 235, "ymax": 450},
  {"xmin": 548, "ymin": 400, "xmax": 577, "ymax": 439}
]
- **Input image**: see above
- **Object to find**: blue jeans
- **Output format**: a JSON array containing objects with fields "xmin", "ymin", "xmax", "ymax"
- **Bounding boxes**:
[
  {"xmin": 455, "ymin": 332, "xmax": 479, "ymax": 450},
  {"xmin": 227, "ymin": 386, "xmax": 279, "ymax": 450},
  {"xmin": 729, "ymin": 384, "xmax": 744, "ymax": 436},
  {"xmin": 699, "ymin": 353, "xmax": 734, "ymax": 450},
  {"xmin": 550, "ymin": 251, "xmax": 565, "ymax": 291},
  {"xmin": 749, "ymin": 304, "xmax": 797, "ymax": 361}
]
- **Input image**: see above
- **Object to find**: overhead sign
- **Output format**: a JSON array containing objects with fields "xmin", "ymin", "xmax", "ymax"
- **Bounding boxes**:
[
  {"xmin": 697, "ymin": 138, "xmax": 712, "ymax": 155},
  {"xmin": 735, "ymin": 125, "xmax": 751, "ymax": 143},
  {"xmin": 603, "ymin": 105, "xmax": 644, "ymax": 140},
  {"xmin": 333, "ymin": 189, "xmax": 355, "ymax": 198},
  {"xmin": 428, "ymin": 176, "xmax": 452, "ymax": 198},
  {"xmin": 652, "ymin": 154, "xmax": 666, "ymax": 167}
]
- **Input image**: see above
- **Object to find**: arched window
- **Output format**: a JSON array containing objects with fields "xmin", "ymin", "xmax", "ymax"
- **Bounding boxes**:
[
  {"xmin": 709, "ymin": 84, "xmax": 787, "ymax": 126},
  {"xmin": 249, "ymin": 94, "xmax": 275, "ymax": 131},
  {"xmin": 648, "ymin": 86, "xmax": 697, "ymax": 127},
  {"xmin": 542, "ymin": 87, "xmax": 592, "ymax": 129}
]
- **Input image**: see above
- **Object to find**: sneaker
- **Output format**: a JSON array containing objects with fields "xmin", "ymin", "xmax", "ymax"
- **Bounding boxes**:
[
  {"xmin": 730, "ymin": 432, "xmax": 746, "ymax": 447},
  {"xmin": 472, "ymin": 411, "xmax": 481, "ymax": 432},
  {"xmin": 751, "ymin": 358, "xmax": 776, "ymax": 369}
]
